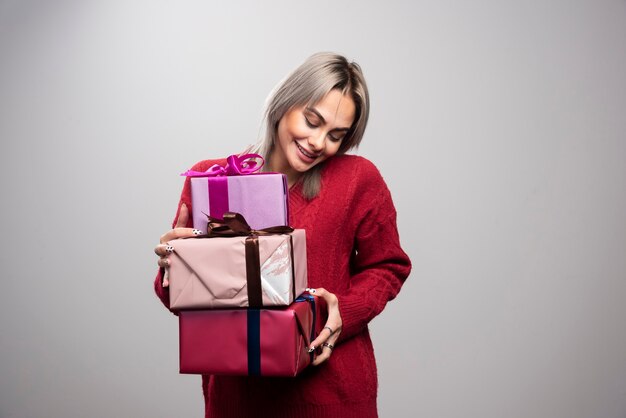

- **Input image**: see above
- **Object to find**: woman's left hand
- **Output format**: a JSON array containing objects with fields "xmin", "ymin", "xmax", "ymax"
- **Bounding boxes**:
[{"xmin": 307, "ymin": 287, "xmax": 343, "ymax": 366}]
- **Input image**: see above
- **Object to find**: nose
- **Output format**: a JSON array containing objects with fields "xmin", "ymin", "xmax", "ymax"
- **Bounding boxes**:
[{"xmin": 307, "ymin": 132, "xmax": 326, "ymax": 153}]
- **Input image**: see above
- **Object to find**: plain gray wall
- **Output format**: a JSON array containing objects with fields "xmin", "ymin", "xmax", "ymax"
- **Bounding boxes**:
[{"xmin": 1, "ymin": 1, "xmax": 625, "ymax": 417}]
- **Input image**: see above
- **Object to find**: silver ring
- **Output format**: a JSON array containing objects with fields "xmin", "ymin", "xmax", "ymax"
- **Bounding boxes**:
[
  {"xmin": 322, "ymin": 342, "xmax": 334, "ymax": 351},
  {"xmin": 323, "ymin": 326, "xmax": 334, "ymax": 335}
]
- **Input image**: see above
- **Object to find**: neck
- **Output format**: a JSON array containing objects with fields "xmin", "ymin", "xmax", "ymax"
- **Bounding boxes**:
[{"xmin": 268, "ymin": 151, "xmax": 301, "ymax": 188}]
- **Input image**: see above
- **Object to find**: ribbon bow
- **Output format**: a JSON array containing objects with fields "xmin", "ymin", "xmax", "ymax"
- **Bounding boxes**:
[
  {"xmin": 205, "ymin": 212, "xmax": 294, "ymax": 237},
  {"xmin": 181, "ymin": 153, "xmax": 264, "ymax": 177},
  {"xmin": 199, "ymin": 212, "xmax": 295, "ymax": 310}
]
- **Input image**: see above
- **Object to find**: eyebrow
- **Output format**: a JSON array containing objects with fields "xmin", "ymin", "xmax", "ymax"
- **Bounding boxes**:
[{"xmin": 305, "ymin": 107, "xmax": 351, "ymax": 132}]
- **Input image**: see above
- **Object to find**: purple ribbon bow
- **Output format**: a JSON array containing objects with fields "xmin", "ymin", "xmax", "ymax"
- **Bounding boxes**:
[{"xmin": 181, "ymin": 153, "xmax": 264, "ymax": 177}]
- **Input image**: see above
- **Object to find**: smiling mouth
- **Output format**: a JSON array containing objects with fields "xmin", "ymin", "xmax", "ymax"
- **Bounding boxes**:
[{"xmin": 296, "ymin": 142, "xmax": 319, "ymax": 159}]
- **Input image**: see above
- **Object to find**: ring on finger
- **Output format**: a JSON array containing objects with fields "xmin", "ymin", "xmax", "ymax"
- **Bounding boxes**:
[
  {"xmin": 323, "ymin": 326, "xmax": 334, "ymax": 335},
  {"xmin": 322, "ymin": 342, "xmax": 334, "ymax": 351}
]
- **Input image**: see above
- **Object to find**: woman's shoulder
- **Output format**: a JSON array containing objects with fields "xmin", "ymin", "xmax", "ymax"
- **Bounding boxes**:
[
  {"xmin": 320, "ymin": 155, "xmax": 393, "ymax": 207},
  {"xmin": 324, "ymin": 154, "xmax": 381, "ymax": 173},
  {"xmin": 323, "ymin": 154, "xmax": 386, "ymax": 185},
  {"xmin": 320, "ymin": 155, "xmax": 396, "ymax": 219}
]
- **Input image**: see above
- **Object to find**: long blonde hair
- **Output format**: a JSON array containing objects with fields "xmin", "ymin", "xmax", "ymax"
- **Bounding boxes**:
[{"xmin": 249, "ymin": 52, "xmax": 370, "ymax": 199}]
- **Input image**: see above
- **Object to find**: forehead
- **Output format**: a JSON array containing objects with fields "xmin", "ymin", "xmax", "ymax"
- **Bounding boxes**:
[{"xmin": 309, "ymin": 89, "xmax": 356, "ymax": 128}]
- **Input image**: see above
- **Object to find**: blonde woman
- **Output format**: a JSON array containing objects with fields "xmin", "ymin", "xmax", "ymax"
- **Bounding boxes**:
[{"xmin": 154, "ymin": 52, "xmax": 411, "ymax": 418}]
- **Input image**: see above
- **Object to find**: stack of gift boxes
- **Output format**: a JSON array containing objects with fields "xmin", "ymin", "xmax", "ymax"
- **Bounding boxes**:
[{"xmin": 165, "ymin": 154, "xmax": 325, "ymax": 377}]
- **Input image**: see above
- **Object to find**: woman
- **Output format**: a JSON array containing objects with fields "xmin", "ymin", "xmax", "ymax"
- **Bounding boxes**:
[{"xmin": 153, "ymin": 52, "xmax": 411, "ymax": 418}]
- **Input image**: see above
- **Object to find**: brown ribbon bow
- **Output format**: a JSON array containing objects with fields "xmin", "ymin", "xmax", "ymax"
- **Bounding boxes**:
[
  {"xmin": 205, "ymin": 212, "xmax": 294, "ymax": 237},
  {"xmin": 202, "ymin": 212, "xmax": 295, "ymax": 308}
]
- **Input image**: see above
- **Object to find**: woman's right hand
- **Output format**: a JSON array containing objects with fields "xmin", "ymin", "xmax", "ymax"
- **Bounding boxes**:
[{"xmin": 153, "ymin": 204, "xmax": 202, "ymax": 287}]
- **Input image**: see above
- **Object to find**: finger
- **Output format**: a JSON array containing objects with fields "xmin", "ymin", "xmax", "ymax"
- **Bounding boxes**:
[
  {"xmin": 306, "ymin": 287, "xmax": 338, "ymax": 309},
  {"xmin": 306, "ymin": 287, "xmax": 342, "ymax": 353},
  {"xmin": 160, "ymin": 227, "xmax": 203, "ymax": 244},
  {"xmin": 162, "ymin": 269, "xmax": 170, "ymax": 288},
  {"xmin": 311, "ymin": 331, "xmax": 341, "ymax": 366},
  {"xmin": 154, "ymin": 244, "xmax": 174, "ymax": 257},
  {"xmin": 306, "ymin": 287, "xmax": 342, "ymax": 331},
  {"xmin": 175, "ymin": 203, "xmax": 190, "ymax": 228},
  {"xmin": 309, "ymin": 326, "xmax": 341, "ymax": 355},
  {"xmin": 312, "ymin": 348, "xmax": 332, "ymax": 366},
  {"xmin": 311, "ymin": 333, "xmax": 339, "ymax": 366},
  {"xmin": 322, "ymin": 325, "xmax": 336, "ymax": 336},
  {"xmin": 157, "ymin": 257, "xmax": 170, "ymax": 268}
]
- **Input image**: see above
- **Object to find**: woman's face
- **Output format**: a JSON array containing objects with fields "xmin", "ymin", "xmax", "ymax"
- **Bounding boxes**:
[{"xmin": 271, "ymin": 89, "xmax": 356, "ymax": 184}]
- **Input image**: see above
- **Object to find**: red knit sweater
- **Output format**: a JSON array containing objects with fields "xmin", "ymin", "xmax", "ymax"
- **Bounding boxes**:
[{"xmin": 154, "ymin": 154, "xmax": 411, "ymax": 418}]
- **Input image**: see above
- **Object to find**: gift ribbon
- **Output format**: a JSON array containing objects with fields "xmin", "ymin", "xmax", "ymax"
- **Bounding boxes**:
[
  {"xmin": 247, "ymin": 309, "xmax": 261, "ymax": 376},
  {"xmin": 246, "ymin": 295, "xmax": 317, "ymax": 376},
  {"xmin": 180, "ymin": 153, "xmax": 265, "ymax": 177},
  {"xmin": 181, "ymin": 153, "xmax": 265, "ymax": 221},
  {"xmin": 204, "ymin": 212, "xmax": 295, "ymax": 308},
  {"xmin": 199, "ymin": 211, "xmax": 298, "ymax": 376},
  {"xmin": 295, "ymin": 294, "xmax": 318, "ymax": 364}
]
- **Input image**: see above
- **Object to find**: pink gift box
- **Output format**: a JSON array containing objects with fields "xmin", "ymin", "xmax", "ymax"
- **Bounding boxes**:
[
  {"xmin": 179, "ymin": 295, "xmax": 325, "ymax": 376},
  {"xmin": 167, "ymin": 229, "xmax": 307, "ymax": 310},
  {"xmin": 190, "ymin": 173, "xmax": 289, "ymax": 233}
]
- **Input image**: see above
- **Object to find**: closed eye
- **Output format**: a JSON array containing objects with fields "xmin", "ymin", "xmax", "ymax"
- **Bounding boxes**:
[
  {"xmin": 304, "ymin": 116, "xmax": 319, "ymax": 129},
  {"xmin": 328, "ymin": 131, "xmax": 346, "ymax": 142},
  {"xmin": 304, "ymin": 107, "xmax": 350, "ymax": 142}
]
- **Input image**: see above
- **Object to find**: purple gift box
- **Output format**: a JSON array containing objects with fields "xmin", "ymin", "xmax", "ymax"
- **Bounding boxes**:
[{"xmin": 184, "ymin": 154, "xmax": 289, "ymax": 232}]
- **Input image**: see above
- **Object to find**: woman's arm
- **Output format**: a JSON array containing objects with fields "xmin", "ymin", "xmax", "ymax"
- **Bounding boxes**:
[
  {"xmin": 336, "ymin": 162, "xmax": 412, "ymax": 341},
  {"xmin": 152, "ymin": 159, "xmax": 220, "ymax": 310}
]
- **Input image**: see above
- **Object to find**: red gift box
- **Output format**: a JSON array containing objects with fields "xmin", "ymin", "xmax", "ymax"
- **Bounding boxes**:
[{"xmin": 179, "ymin": 295, "xmax": 325, "ymax": 376}]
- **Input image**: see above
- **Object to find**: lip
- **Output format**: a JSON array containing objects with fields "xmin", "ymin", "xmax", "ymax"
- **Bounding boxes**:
[{"xmin": 295, "ymin": 141, "xmax": 320, "ymax": 163}]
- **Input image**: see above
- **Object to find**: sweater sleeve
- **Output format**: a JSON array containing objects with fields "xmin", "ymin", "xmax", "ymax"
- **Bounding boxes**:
[
  {"xmin": 336, "ymin": 161, "xmax": 412, "ymax": 341},
  {"xmin": 153, "ymin": 159, "xmax": 220, "ymax": 311}
]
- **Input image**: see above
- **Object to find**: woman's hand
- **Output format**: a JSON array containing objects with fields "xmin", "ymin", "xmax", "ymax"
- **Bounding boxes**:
[
  {"xmin": 307, "ymin": 287, "xmax": 343, "ymax": 366},
  {"xmin": 153, "ymin": 204, "xmax": 201, "ymax": 287}
]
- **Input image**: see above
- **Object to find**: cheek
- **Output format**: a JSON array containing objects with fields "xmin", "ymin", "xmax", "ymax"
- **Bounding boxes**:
[
  {"xmin": 277, "ymin": 119, "xmax": 295, "ymax": 145},
  {"xmin": 285, "ymin": 112, "xmax": 313, "ymax": 139},
  {"xmin": 324, "ymin": 141, "xmax": 342, "ymax": 157}
]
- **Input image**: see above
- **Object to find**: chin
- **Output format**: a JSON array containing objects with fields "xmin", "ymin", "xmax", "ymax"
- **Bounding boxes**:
[{"xmin": 292, "ymin": 157, "xmax": 322, "ymax": 173}]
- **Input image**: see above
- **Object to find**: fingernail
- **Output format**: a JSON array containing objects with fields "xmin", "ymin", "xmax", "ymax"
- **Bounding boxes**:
[
  {"xmin": 309, "ymin": 289, "xmax": 316, "ymax": 294},
  {"xmin": 192, "ymin": 229, "xmax": 203, "ymax": 236},
  {"xmin": 307, "ymin": 346, "xmax": 315, "ymax": 353},
  {"xmin": 166, "ymin": 245, "xmax": 174, "ymax": 253}
]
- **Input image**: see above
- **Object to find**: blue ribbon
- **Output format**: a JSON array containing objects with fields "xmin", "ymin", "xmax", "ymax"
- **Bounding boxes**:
[
  {"xmin": 246, "ymin": 295, "xmax": 317, "ymax": 376},
  {"xmin": 247, "ymin": 309, "xmax": 261, "ymax": 376}
]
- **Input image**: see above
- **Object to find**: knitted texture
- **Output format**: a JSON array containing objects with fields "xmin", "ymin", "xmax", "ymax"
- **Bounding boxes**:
[{"xmin": 154, "ymin": 154, "xmax": 412, "ymax": 418}]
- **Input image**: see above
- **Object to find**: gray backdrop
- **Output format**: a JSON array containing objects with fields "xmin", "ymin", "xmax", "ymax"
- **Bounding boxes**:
[{"xmin": 1, "ymin": 1, "xmax": 625, "ymax": 417}]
